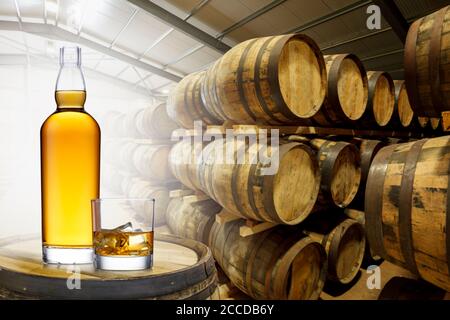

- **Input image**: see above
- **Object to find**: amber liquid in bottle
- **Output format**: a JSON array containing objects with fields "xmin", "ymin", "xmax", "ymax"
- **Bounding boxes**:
[{"xmin": 41, "ymin": 47, "xmax": 100, "ymax": 264}]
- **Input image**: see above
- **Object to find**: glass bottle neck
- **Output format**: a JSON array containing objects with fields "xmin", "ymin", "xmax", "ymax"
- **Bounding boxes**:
[{"xmin": 55, "ymin": 90, "xmax": 86, "ymax": 109}]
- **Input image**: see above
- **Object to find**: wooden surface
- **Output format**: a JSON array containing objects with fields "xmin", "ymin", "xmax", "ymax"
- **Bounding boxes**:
[
  {"xmin": 404, "ymin": 5, "xmax": 450, "ymax": 117},
  {"xmin": 360, "ymin": 71, "xmax": 394, "ymax": 128},
  {"xmin": 209, "ymin": 220, "xmax": 326, "ymax": 300},
  {"xmin": 394, "ymin": 80, "xmax": 414, "ymax": 128},
  {"xmin": 365, "ymin": 136, "xmax": 450, "ymax": 291},
  {"xmin": 0, "ymin": 234, "xmax": 217, "ymax": 299}
]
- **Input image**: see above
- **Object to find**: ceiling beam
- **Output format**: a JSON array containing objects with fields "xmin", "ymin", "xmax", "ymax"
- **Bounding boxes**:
[
  {"xmin": 218, "ymin": 0, "xmax": 287, "ymax": 38},
  {"xmin": 371, "ymin": 0, "xmax": 409, "ymax": 44},
  {"xmin": 286, "ymin": 0, "xmax": 371, "ymax": 34},
  {"xmin": 127, "ymin": 0, "xmax": 231, "ymax": 54},
  {"xmin": 0, "ymin": 20, "xmax": 183, "ymax": 82}
]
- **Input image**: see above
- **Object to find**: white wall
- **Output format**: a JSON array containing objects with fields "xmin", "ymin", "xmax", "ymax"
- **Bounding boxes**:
[{"xmin": 0, "ymin": 62, "xmax": 151, "ymax": 237}]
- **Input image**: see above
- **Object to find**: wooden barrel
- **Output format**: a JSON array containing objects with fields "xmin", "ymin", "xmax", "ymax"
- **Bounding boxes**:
[
  {"xmin": 167, "ymin": 71, "xmax": 223, "ymax": 129},
  {"xmin": 312, "ymin": 54, "xmax": 368, "ymax": 126},
  {"xmin": 202, "ymin": 34, "xmax": 327, "ymax": 124},
  {"xmin": 169, "ymin": 139, "xmax": 204, "ymax": 191},
  {"xmin": 343, "ymin": 208, "xmax": 383, "ymax": 263},
  {"xmin": 135, "ymin": 103, "xmax": 179, "ymax": 139},
  {"xmin": 378, "ymin": 277, "xmax": 447, "ymax": 300},
  {"xmin": 309, "ymin": 138, "xmax": 361, "ymax": 209},
  {"xmin": 391, "ymin": 80, "xmax": 415, "ymax": 129},
  {"xmin": 349, "ymin": 138, "xmax": 386, "ymax": 209},
  {"xmin": 126, "ymin": 178, "xmax": 170, "ymax": 227},
  {"xmin": 209, "ymin": 220, "xmax": 327, "ymax": 299},
  {"xmin": 166, "ymin": 197, "xmax": 221, "ymax": 244},
  {"xmin": 132, "ymin": 144, "xmax": 173, "ymax": 182},
  {"xmin": 365, "ymin": 136, "xmax": 450, "ymax": 291},
  {"xmin": 358, "ymin": 71, "xmax": 395, "ymax": 128},
  {"xmin": 198, "ymin": 139, "xmax": 321, "ymax": 225},
  {"xmin": 303, "ymin": 215, "xmax": 365, "ymax": 284},
  {"xmin": 404, "ymin": 5, "xmax": 450, "ymax": 117},
  {"xmin": 0, "ymin": 235, "xmax": 217, "ymax": 299}
]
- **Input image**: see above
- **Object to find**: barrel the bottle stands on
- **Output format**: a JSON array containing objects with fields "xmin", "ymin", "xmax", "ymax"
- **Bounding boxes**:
[{"xmin": 40, "ymin": 47, "xmax": 100, "ymax": 264}]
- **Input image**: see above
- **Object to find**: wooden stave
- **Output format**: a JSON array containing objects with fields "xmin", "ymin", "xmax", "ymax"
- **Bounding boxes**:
[
  {"xmin": 349, "ymin": 138, "xmax": 386, "ymax": 209},
  {"xmin": 304, "ymin": 216, "xmax": 365, "ymax": 284},
  {"xmin": 167, "ymin": 72, "xmax": 222, "ymax": 129},
  {"xmin": 404, "ymin": 5, "xmax": 450, "ymax": 117},
  {"xmin": 208, "ymin": 220, "xmax": 327, "ymax": 300},
  {"xmin": 390, "ymin": 80, "xmax": 415, "ymax": 129},
  {"xmin": 165, "ymin": 197, "xmax": 221, "ymax": 244},
  {"xmin": 365, "ymin": 137, "xmax": 450, "ymax": 291},
  {"xmin": 205, "ymin": 34, "xmax": 326, "ymax": 125},
  {"xmin": 0, "ymin": 234, "xmax": 217, "ymax": 300},
  {"xmin": 357, "ymin": 71, "xmax": 395, "ymax": 128},
  {"xmin": 169, "ymin": 139, "xmax": 204, "ymax": 191}
]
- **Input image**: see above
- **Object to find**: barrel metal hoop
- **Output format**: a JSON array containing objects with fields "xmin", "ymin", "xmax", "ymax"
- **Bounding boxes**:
[
  {"xmin": 193, "ymin": 74, "xmax": 219, "ymax": 124},
  {"xmin": 429, "ymin": 6, "xmax": 448, "ymax": 114},
  {"xmin": 313, "ymin": 101, "xmax": 336, "ymax": 126},
  {"xmin": 364, "ymin": 71, "xmax": 382, "ymax": 126},
  {"xmin": 267, "ymin": 34, "xmax": 299, "ymax": 122},
  {"xmin": 327, "ymin": 54, "xmax": 351, "ymax": 123},
  {"xmin": 404, "ymin": 19, "xmax": 427, "ymax": 116},
  {"xmin": 446, "ymin": 145, "xmax": 450, "ymax": 275},
  {"xmin": 319, "ymin": 141, "xmax": 349, "ymax": 205},
  {"xmin": 184, "ymin": 74, "xmax": 202, "ymax": 123},
  {"xmin": 230, "ymin": 142, "xmax": 252, "ymax": 219},
  {"xmin": 254, "ymin": 37, "xmax": 285, "ymax": 124},
  {"xmin": 365, "ymin": 144, "xmax": 397, "ymax": 259},
  {"xmin": 247, "ymin": 163, "xmax": 267, "ymax": 222},
  {"xmin": 236, "ymin": 39, "xmax": 258, "ymax": 122},
  {"xmin": 243, "ymin": 227, "xmax": 274, "ymax": 299},
  {"xmin": 398, "ymin": 139, "xmax": 427, "ymax": 276},
  {"xmin": 261, "ymin": 143, "xmax": 298, "ymax": 223},
  {"xmin": 210, "ymin": 61, "xmax": 230, "ymax": 121},
  {"xmin": 263, "ymin": 235, "xmax": 297, "ymax": 299}
]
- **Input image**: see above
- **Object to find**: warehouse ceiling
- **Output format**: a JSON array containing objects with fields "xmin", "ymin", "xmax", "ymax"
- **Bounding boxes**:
[{"xmin": 0, "ymin": 0, "xmax": 447, "ymax": 99}]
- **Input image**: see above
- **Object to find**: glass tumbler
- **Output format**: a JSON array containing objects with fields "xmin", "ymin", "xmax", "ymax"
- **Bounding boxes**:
[{"xmin": 91, "ymin": 198, "xmax": 155, "ymax": 271}]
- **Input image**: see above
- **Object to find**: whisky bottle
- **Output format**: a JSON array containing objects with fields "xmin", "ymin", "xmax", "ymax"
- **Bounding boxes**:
[{"xmin": 41, "ymin": 47, "xmax": 100, "ymax": 264}]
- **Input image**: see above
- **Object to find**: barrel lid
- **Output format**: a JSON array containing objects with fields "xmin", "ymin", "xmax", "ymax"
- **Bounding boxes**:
[{"xmin": 0, "ymin": 234, "xmax": 215, "ymax": 299}]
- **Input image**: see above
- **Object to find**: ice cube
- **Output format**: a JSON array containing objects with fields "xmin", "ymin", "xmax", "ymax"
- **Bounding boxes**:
[{"xmin": 112, "ymin": 222, "xmax": 133, "ymax": 232}]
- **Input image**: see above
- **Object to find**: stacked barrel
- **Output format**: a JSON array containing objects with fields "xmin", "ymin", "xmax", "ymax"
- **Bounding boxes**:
[
  {"xmin": 158, "ymin": 5, "xmax": 450, "ymax": 299},
  {"xmin": 101, "ymin": 103, "xmax": 179, "ymax": 227}
]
